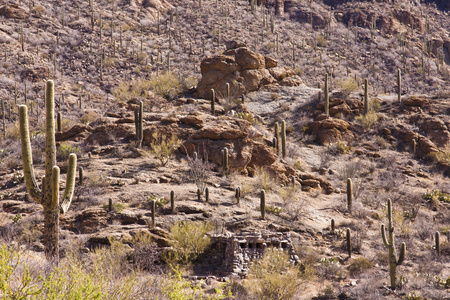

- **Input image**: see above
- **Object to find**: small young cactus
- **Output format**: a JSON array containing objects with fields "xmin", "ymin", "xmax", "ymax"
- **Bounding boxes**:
[
  {"xmin": 19, "ymin": 80, "xmax": 77, "ymax": 260},
  {"xmin": 260, "ymin": 189, "xmax": 266, "ymax": 220},
  {"xmin": 274, "ymin": 122, "xmax": 280, "ymax": 153},
  {"xmin": 364, "ymin": 78, "xmax": 369, "ymax": 115},
  {"xmin": 397, "ymin": 69, "xmax": 402, "ymax": 103},
  {"xmin": 134, "ymin": 101, "xmax": 143, "ymax": 147},
  {"xmin": 235, "ymin": 187, "xmax": 241, "ymax": 205},
  {"xmin": 346, "ymin": 228, "xmax": 352, "ymax": 258},
  {"xmin": 197, "ymin": 188, "xmax": 201, "ymax": 201},
  {"xmin": 170, "ymin": 190, "xmax": 175, "ymax": 213},
  {"xmin": 281, "ymin": 120, "xmax": 286, "ymax": 158},
  {"xmin": 151, "ymin": 199, "xmax": 156, "ymax": 227},
  {"xmin": 211, "ymin": 89, "xmax": 215, "ymax": 115},
  {"xmin": 205, "ymin": 187, "xmax": 209, "ymax": 202},
  {"xmin": 79, "ymin": 167, "xmax": 83, "ymax": 185},
  {"xmin": 331, "ymin": 219, "xmax": 335, "ymax": 234},
  {"xmin": 222, "ymin": 147, "xmax": 228, "ymax": 175},
  {"xmin": 435, "ymin": 232, "xmax": 440, "ymax": 256},
  {"xmin": 324, "ymin": 73, "xmax": 329, "ymax": 117},
  {"xmin": 381, "ymin": 199, "xmax": 406, "ymax": 289},
  {"xmin": 347, "ymin": 178, "xmax": 353, "ymax": 214}
]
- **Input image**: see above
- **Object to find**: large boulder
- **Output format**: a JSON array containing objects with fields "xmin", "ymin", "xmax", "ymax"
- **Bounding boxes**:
[
  {"xmin": 0, "ymin": 4, "xmax": 27, "ymax": 19},
  {"xmin": 196, "ymin": 42, "xmax": 298, "ymax": 100}
]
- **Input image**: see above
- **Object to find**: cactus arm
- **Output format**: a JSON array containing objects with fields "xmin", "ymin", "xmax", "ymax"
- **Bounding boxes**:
[
  {"xmin": 52, "ymin": 166, "xmax": 59, "ymax": 208},
  {"xmin": 60, "ymin": 153, "xmax": 77, "ymax": 214},
  {"xmin": 381, "ymin": 224, "xmax": 390, "ymax": 247},
  {"xmin": 45, "ymin": 80, "xmax": 56, "ymax": 177},
  {"xmin": 397, "ymin": 242, "xmax": 405, "ymax": 265},
  {"xmin": 19, "ymin": 105, "xmax": 43, "ymax": 202}
]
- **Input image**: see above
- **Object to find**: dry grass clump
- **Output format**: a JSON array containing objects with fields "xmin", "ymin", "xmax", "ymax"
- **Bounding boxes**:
[{"xmin": 244, "ymin": 248, "xmax": 301, "ymax": 300}]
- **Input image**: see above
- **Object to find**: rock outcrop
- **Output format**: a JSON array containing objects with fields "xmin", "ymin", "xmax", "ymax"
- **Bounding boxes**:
[{"xmin": 196, "ymin": 41, "xmax": 301, "ymax": 100}]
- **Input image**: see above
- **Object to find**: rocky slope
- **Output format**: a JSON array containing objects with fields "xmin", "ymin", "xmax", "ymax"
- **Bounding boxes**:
[{"xmin": 0, "ymin": 0, "xmax": 449, "ymax": 299}]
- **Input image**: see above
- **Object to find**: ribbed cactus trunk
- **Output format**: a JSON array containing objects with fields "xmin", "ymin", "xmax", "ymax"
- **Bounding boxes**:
[
  {"xmin": 19, "ymin": 80, "xmax": 77, "ymax": 261},
  {"xmin": 381, "ymin": 199, "xmax": 406, "ymax": 289}
]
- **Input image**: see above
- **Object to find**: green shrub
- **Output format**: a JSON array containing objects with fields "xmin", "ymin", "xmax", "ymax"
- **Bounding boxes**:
[
  {"xmin": 326, "ymin": 141, "xmax": 352, "ymax": 155},
  {"xmin": 337, "ymin": 77, "xmax": 358, "ymax": 99},
  {"xmin": 166, "ymin": 221, "xmax": 213, "ymax": 264},
  {"xmin": 79, "ymin": 111, "xmax": 98, "ymax": 125},
  {"xmin": 421, "ymin": 190, "xmax": 450, "ymax": 203},
  {"xmin": 150, "ymin": 130, "xmax": 182, "ymax": 166},
  {"xmin": 56, "ymin": 143, "xmax": 82, "ymax": 160},
  {"xmin": 112, "ymin": 79, "xmax": 152, "ymax": 103},
  {"xmin": 163, "ymin": 265, "xmax": 232, "ymax": 300},
  {"xmin": 149, "ymin": 72, "xmax": 182, "ymax": 100},
  {"xmin": 348, "ymin": 257, "xmax": 374, "ymax": 276},
  {"xmin": 430, "ymin": 143, "xmax": 450, "ymax": 164},
  {"xmin": 244, "ymin": 248, "xmax": 300, "ymax": 300},
  {"xmin": 355, "ymin": 111, "xmax": 378, "ymax": 130}
]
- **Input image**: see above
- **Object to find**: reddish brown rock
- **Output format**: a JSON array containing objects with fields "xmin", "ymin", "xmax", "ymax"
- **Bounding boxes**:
[
  {"xmin": 0, "ymin": 4, "xmax": 27, "ymax": 19},
  {"xmin": 264, "ymin": 56, "xmax": 278, "ymax": 68},
  {"xmin": 269, "ymin": 66, "xmax": 296, "ymax": 81},
  {"xmin": 309, "ymin": 118, "xmax": 352, "ymax": 145},
  {"xmin": 196, "ymin": 42, "xmax": 299, "ymax": 99},
  {"xmin": 227, "ymin": 47, "xmax": 265, "ymax": 70},
  {"xmin": 404, "ymin": 96, "xmax": 429, "ymax": 107}
]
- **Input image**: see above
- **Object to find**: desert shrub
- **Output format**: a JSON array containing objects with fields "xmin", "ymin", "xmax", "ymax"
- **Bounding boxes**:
[
  {"xmin": 56, "ymin": 143, "xmax": 82, "ymax": 160},
  {"xmin": 234, "ymin": 112, "xmax": 259, "ymax": 125},
  {"xmin": 163, "ymin": 265, "xmax": 232, "ymax": 300},
  {"xmin": 317, "ymin": 257, "xmax": 342, "ymax": 280},
  {"xmin": 244, "ymin": 248, "xmax": 300, "ymax": 300},
  {"xmin": 337, "ymin": 77, "xmax": 358, "ymax": 99},
  {"xmin": 150, "ymin": 130, "xmax": 182, "ymax": 166},
  {"xmin": 338, "ymin": 159, "xmax": 361, "ymax": 180},
  {"xmin": 112, "ymin": 79, "xmax": 152, "ymax": 103},
  {"xmin": 348, "ymin": 257, "xmax": 374, "ymax": 276},
  {"xmin": 165, "ymin": 221, "xmax": 213, "ymax": 264},
  {"xmin": 129, "ymin": 233, "xmax": 164, "ymax": 273},
  {"xmin": 186, "ymin": 149, "xmax": 213, "ymax": 195},
  {"xmin": 6, "ymin": 121, "xmax": 20, "ymax": 141},
  {"xmin": 149, "ymin": 72, "xmax": 182, "ymax": 100},
  {"xmin": 421, "ymin": 190, "xmax": 450, "ymax": 204},
  {"xmin": 316, "ymin": 35, "xmax": 327, "ymax": 47},
  {"xmin": 430, "ymin": 144, "xmax": 450, "ymax": 164},
  {"xmin": 326, "ymin": 140, "xmax": 352, "ymax": 155},
  {"xmin": 255, "ymin": 167, "xmax": 275, "ymax": 192},
  {"xmin": 79, "ymin": 111, "xmax": 98, "ymax": 125},
  {"xmin": 355, "ymin": 111, "xmax": 378, "ymax": 130}
]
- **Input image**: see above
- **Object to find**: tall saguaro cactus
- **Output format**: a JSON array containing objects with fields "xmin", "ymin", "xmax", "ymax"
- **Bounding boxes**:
[
  {"xmin": 381, "ymin": 199, "xmax": 406, "ymax": 289},
  {"xmin": 397, "ymin": 69, "xmax": 401, "ymax": 103},
  {"xmin": 19, "ymin": 80, "xmax": 77, "ymax": 261},
  {"xmin": 324, "ymin": 73, "xmax": 329, "ymax": 117}
]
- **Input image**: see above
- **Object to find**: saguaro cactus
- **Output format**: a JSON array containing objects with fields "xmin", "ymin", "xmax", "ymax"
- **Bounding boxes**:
[
  {"xmin": 381, "ymin": 199, "xmax": 406, "ymax": 289},
  {"xmin": 260, "ymin": 189, "xmax": 266, "ymax": 220},
  {"xmin": 274, "ymin": 122, "xmax": 280, "ymax": 153},
  {"xmin": 19, "ymin": 80, "xmax": 77, "ymax": 260},
  {"xmin": 397, "ymin": 69, "xmax": 401, "ymax": 103},
  {"xmin": 222, "ymin": 147, "xmax": 228, "ymax": 175},
  {"xmin": 211, "ymin": 89, "xmax": 215, "ymax": 115},
  {"xmin": 281, "ymin": 120, "xmax": 286, "ymax": 158},
  {"xmin": 347, "ymin": 178, "xmax": 353, "ymax": 214},
  {"xmin": 324, "ymin": 73, "xmax": 329, "ymax": 117},
  {"xmin": 235, "ymin": 187, "xmax": 241, "ymax": 205},
  {"xmin": 170, "ymin": 190, "xmax": 175, "ymax": 213},
  {"xmin": 346, "ymin": 228, "xmax": 352, "ymax": 258},
  {"xmin": 135, "ymin": 101, "xmax": 143, "ymax": 146},
  {"xmin": 364, "ymin": 78, "xmax": 369, "ymax": 115},
  {"xmin": 435, "ymin": 232, "xmax": 440, "ymax": 256}
]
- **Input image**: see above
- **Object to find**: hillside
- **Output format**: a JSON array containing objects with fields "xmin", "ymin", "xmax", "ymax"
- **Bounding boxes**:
[{"xmin": 0, "ymin": 0, "xmax": 449, "ymax": 299}]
